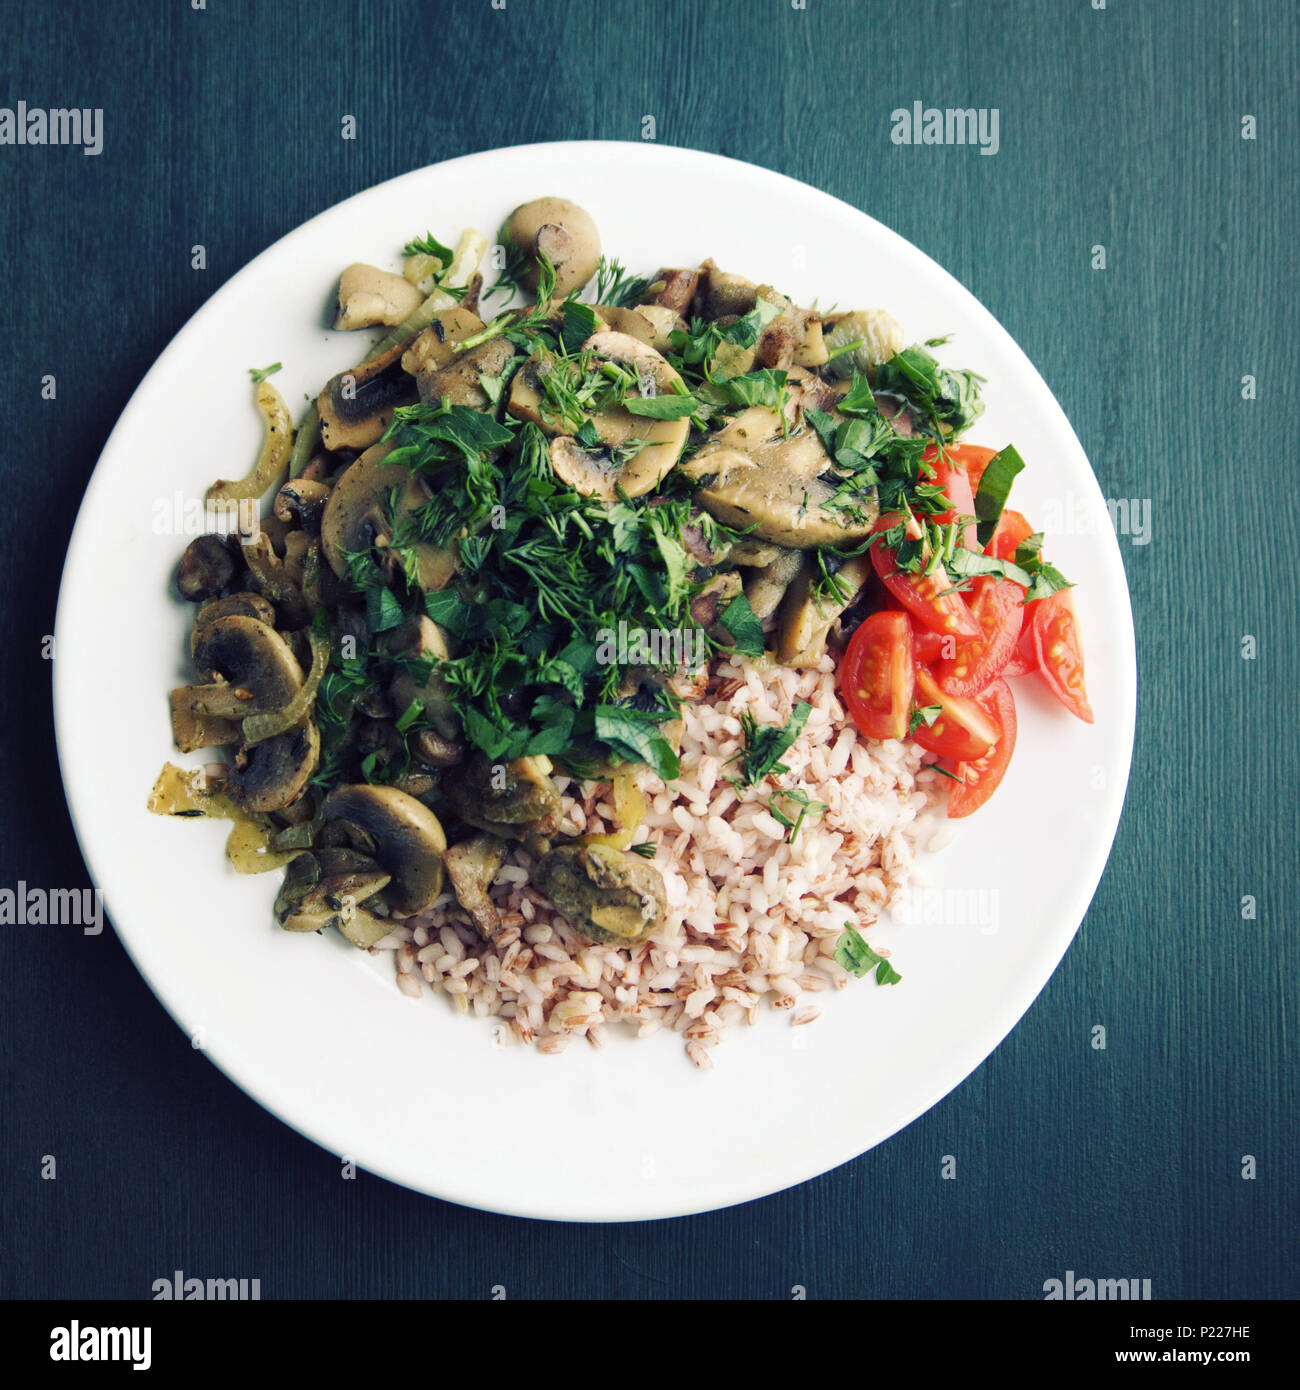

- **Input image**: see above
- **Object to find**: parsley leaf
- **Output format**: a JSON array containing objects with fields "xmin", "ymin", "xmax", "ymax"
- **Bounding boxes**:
[
  {"xmin": 834, "ymin": 923, "xmax": 902, "ymax": 985},
  {"xmin": 718, "ymin": 593, "xmax": 767, "ymax": 657},
  {"xmin": 733, "ymin": 702, "xmax": 812, "ymax": 786}
]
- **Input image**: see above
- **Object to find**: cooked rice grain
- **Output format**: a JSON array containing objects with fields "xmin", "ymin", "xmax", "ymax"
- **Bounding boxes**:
[{"xmin": 377, "ymin": 655, "xmax": 935, "ymax": 1063}]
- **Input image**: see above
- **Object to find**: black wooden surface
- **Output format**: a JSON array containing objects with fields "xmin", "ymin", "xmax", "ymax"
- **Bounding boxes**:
[{"xmin": 1, "ymin": 0, "xmax": 1296, "ymax": 1300}]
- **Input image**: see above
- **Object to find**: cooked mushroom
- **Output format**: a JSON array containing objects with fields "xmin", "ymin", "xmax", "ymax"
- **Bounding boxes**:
[
  {"xmin": 229, "ymin": 719, "xmax": 321, "ymax": 813},
  {"xmin": 176, "ymin": 534, "xmax": 238, "ymax": 602},
  {"xmin": 411, "ymin": 728, "xmax": 465, "ymax": 769},
  {"xmin": 690, "ymin": 570, "xmax": 743, "ymax": 631},
  {"xmin": 334, "ymin": 262, "xmax": 425, "ymax": 330},
  {"xmin": 696, "ymin": 259, "xmax": 759, "ymax": 320},
  {"xmin": 536, "ymin": 842, "xmax": 667, "ymax": 946},
  {"xmin": 276, "ymin": 848, "xmax": 394, "ymax": 947},
  {"xmin": 445, "ymin": 754, "xmax": 561, "ymax": 839},
  {"xmin": 503, "ymin": 196, "xmax": 601, "ymax": 299},
  {"xmin": 642, "ymin": 267, "xmax": 699, "ymax": 315},
  {"xmin": 679, "ymin": 447, "xmax": 878, "ymax": 548},
  {"xmin": 822, "ymin": 309, "xmax": 905, "ymax": 378},
  {"xmin": 443, "ymin": 834, "xmax": 508, "ymax": 938},
  {"xmin": 776, "ymin": 553, "xmax": 873, "ymax": 666},
  {"xmin": 743, "ymin": 546, "xmax": 804, "ymax": 622},
  {"xmin": 316, "ymin": 339, "xmax": 419, "ymax": 451},
  {"xmin": 273, "ymin": 478, "xmax": 331, "ymax": 535},
  {"xmin": 512, "ymin": 331, "xmax": 690, "ymax": 500},
  {"xmin": 413, "ymin": 336, "xmax": 516, "ymax": 410},
  {"xmin": 190, "ymin": 592, "xmax": 276, "ymax": 659},
  {"xmin": 321, "ymin": 784, "xmax": 448, "ymax": 915},
  {"xmin": 399, "ymin": 306, "xmax": 488, "ymax": 401},
  {"xmin": 386, "ymin": 615, "xmax": 458, "ymax": 739},
  {"xmin": 319, "ymin": 441, "xmax": 457, "ymax": 591},
  {"xmin": 184, "ymin": 615, "xmax": 304, "ymax": 720}
]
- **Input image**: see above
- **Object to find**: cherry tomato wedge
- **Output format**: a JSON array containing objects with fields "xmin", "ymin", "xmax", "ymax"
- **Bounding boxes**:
[
  {"xmin": 924, "ymin": 446, "xmax": 978, "ymax": 549},
  {"xmin": 870, "ymin": 519, "xmax": 981, "ymax": 641},
  {"xmin": 947, "ymin": 678, "xmax": 1017, "ymax": 817},
  {"xmin": 840, "ymin": 611, "xmax": 914, "ymax": 740},
  {"xmin": 987, "ymin": 507, "xmax": 1034, "ymax": 562},
  {"xmin": 1001, "ymin": 621, "xmax": 1039, "ymax": 678},
  {"xmin": 1030, "ymin": 590, "xmax": 1094, "ymax": 723},
  {"xmin": 911, "ymin": 626, "xmax": 957, "ymax": 666},
  {"xmin": 910, "ymin": 665, "xmax": 998, "ymax": 761},
  {"xmin": 943, "ymin": 443, "xmax": 1000, "ymax": 494},
  {"xmin": 934, "ymin": 575, "xmax": 1025, "ymax": 697}
]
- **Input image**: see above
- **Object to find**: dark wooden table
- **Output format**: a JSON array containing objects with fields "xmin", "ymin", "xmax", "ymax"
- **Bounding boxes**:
[{"xmin": 2, "ymin": 0, "xmax": 1295, "ymax": 1299}]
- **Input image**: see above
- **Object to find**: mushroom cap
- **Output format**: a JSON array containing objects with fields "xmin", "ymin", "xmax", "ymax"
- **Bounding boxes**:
[
  {"xmin": 516, "ymin": 332, "xmax": 692, "ymax": 500},
  {"xmin": 536, "ymin": 842, "xmax": 667, "ymax": 946},
  {"xmin": 230, "ymin": 719, "xmax": 321, "ymax": 813},
  {"xmin": 504, "ymin": 197, "xmax": 601, "ymax": 299},
  {"xmin": 335, "ymin": 262, "xmax": 424, "ymax": 331},
  {"xmin": 319, "ymin": 442, "xmax": 455, "ymax": 592},
  {"xmin": 679, "ymin": 447, "xmax": 879, "ymax": 549},
  {"xmin": 321, "ymin": 784, "xmax": 448, "ymax": 915},
  {"xmin": 191, "ymin": 614, "xmax": 304, "ymax": 708}
]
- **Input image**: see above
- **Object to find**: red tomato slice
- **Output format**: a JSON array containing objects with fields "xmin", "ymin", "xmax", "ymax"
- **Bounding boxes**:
[
  {"xmin": 1030, "ymin": 590, "xmax": 1094, "ymax": 723},
  {"xmin": 840, "ymin": 611, "xmax": 914, "ymax": 741},
  {"xmin": 910, "ymin": 665, "xmax": 998, "ymax": 761},
  {"xmin": 987, "ymin": 507, "xmax": 1034, "ymax": 562},
  {"xmin": 1001, "ymin": 622, "xmax": 1038, "ymax": 678},
  {"xmin": 924, "ymin": 446, "xmax": 978, "ymax": 550},
  {"xmin": 934, "ymin": 576, "xmax": 1024, "ymax": 697},
  {"xmin": 870, "ymin": 519, "xmax": 981, "ymax": 641},
  {"xmin": 947, "ymin": 678, "xmax": 1017, "ymax": 817}
]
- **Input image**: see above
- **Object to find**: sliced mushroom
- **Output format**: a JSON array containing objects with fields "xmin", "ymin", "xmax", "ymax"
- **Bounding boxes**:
[
  {"xmin": 642, "ymin": 267, "xmax": 699, "ymax": 315},
  {"xmin": 504, "ymin": 197, "xmax": 601, "ymax": 299},
  {"xmin": 690, "ymin": 571, "xmax": 743, "ymax": 631},
  {"xmin": 319, "ymin": 441, "xmax": 457, "ymax": 591},
  {"xmin": 168, "ymin": 690, "xmax": 241, "ymax": 754},
  {"xmin": 176, "ymin": 534, "xmax": 238, "ymax": 602},
  {"xmin": 183, "ymin": 615, "xmax": 304, "ymax": 720},
  {"xmin": 411, "ymin": 728, "xmax": 465, "ymax": 769},
  {"xmin": 190, "ymin": 592, "xmax": 276, "ymax": 660},
  {"xmin": 443, "ymin": 834, "xmax": 508, "ymax": 938},
  {"xmin": 743, "ymin": 546, "xmax": 804, "ymax": 622},
  {"xmin": 681, "ymin": 447, "xmax": 878, "ymax": 548},
  {"xmin": 321, "ymin": 784, "xmax": 448, "ymax": 915},
  {"xmin": 274, "ymin": 478, "xmax": 331, "ymax": 535},
  {"xmin": 414, "ymin": 336, "xmax": 516, "ymax": 410},
  {"xmin": 316, "ymin": 339, "xmax": 419, "ymax": 451},
  {"xmin": 399, "ymin": 306, "xmax": 488, "ymax": 399},
  {"xmin": 334, "ymin": 262, "xmax": 425, "ymax": 330},
  {"xmin": 229, "ymin": 719, "xmax": 321, "ymax": 813},
  {"xmin": 522, "ymin": 331, "xmax": 691, "ymax": 500},
  {"xmin": 536, "ymin": 843, "xmax": 667, "ymax": 946},
  {"xmin": 386, "ymin": 615, "xmax": 458, "ymax": 740},
  {"xmin": 823, "ymin": 309, "xmax": 905, "ymax": 379},
  {"xmin": 776, "ymin": 554, "xmax": 873, "ymax": 666},
  {"xmin": 696, "ymin": 259, "xmax": 759, "ymax": 320},
  {"xmin": 592, "ymin": 304, "xmax": 656, "ymax": 343},
  {"xmin": 445, "ymin": 754, "xmax": 561, "ymax": 839}
]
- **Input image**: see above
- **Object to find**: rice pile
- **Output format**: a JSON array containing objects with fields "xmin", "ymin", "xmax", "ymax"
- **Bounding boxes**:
[{"xmin": 373, "ymin": 654, "xmax": 937, "ymax": 1066}]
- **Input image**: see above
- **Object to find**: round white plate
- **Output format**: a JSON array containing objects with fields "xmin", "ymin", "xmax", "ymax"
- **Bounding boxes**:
[{"xmin": 54, "ymin": 141, "xmax": 1135, "ymax": 1222}]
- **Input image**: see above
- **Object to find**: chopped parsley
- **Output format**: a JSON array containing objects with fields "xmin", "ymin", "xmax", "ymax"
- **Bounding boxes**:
[
  {"xmin": 835, "ymin": 923, "xmax": 902, "ymax": 985},
  {"xmin": 730, "ymin": 702, "xmax": 812, "ymax": 787}
]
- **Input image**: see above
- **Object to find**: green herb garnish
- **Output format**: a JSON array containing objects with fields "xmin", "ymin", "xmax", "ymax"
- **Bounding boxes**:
[{"xmin": 835, "ymin": 923, "xmax": 902, "ymax": 985}]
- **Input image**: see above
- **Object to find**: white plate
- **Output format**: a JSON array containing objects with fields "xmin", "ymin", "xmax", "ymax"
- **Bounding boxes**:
[{"xmin": 54, "ymin": 141, "xmax": 1136, "ymax": 1221}]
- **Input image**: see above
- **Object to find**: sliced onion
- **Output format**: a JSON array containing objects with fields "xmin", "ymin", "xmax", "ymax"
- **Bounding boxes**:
[{"xmin": 206, "ymin": 380, "xmax": 294, "ymax": 504}]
